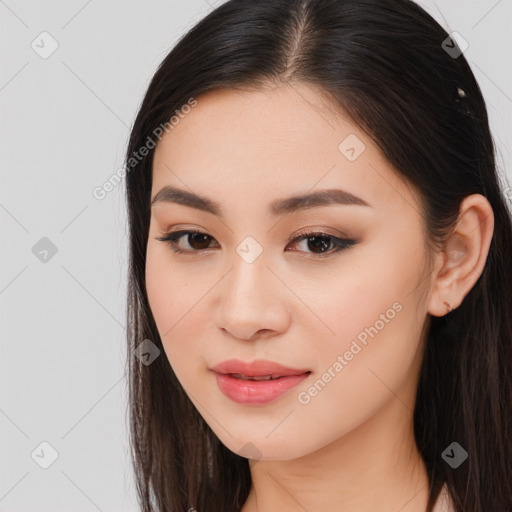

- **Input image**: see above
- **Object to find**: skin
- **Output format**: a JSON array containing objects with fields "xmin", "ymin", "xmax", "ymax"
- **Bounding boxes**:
[{"xmin": 145, "ymin": 83, "xmax": 494, "ymax": 512}]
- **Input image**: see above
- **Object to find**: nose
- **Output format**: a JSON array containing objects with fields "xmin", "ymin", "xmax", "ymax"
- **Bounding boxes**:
[{"xmin": 213, "ymin": 252, "xmax": 291, "ymax": 341}]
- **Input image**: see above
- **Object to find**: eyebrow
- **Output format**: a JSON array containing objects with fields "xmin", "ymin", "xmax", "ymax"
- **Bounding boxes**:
[{"xmin": 150, "ymin": 185, "xmax": 372, "ymax": 217}]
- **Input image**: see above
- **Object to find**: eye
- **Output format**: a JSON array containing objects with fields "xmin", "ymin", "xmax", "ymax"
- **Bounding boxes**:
[
  {"xmin": 286, "ymin": 228, "xmax": 358, "ymax": 258},
  {"xmin": 156, "ymin": 229, "xmax": 219, "ymax": 254},
  {"xmin": 156, "ymin": 229, "xmax": 358, "ymax": 258}
]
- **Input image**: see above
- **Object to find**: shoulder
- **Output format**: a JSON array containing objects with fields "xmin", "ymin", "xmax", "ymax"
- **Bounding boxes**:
[{"xmin": 432, "ymin": 484, "xmax": 455, "ymax": 512}]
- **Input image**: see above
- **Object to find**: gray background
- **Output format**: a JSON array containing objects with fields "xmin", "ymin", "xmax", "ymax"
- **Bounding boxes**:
[{"xmin": 0, "ymin": 0, "xmax": 510, "ymax": 510}]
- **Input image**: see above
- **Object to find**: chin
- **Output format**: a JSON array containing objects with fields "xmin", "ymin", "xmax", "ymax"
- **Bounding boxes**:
[{"xmin": 211, "ymin": 428, "xmax": 312, "ymax": 461}]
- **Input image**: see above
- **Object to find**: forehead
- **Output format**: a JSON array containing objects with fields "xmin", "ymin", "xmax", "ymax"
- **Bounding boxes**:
[
  {"xmin": 151, "ymin": 84, "xmax": 420, "ymax": 218},
  {"xmin": 154, "ymin": 84, "xmax": 350, "ymax": 172}
]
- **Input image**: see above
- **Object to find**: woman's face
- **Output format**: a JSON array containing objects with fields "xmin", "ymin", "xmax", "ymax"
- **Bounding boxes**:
[{"xmin": 145, "ymin": 83, "xmax": 434, "ymax": 460}]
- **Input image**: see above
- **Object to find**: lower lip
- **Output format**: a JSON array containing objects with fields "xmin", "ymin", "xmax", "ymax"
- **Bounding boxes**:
[{"xmin": 212, "ymin": 371, "xmax": 310, "ymax": 405}]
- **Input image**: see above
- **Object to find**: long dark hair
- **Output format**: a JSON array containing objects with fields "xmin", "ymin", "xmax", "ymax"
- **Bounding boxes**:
[{"xmin": 123, "ymin": 1, "xmax": 512, "ymax": 510}]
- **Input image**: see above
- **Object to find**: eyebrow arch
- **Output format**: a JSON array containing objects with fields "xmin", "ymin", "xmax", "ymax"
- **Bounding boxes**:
[{"xmin": 150, "ymin": 185, "xmax": 372, "ymax": 218}]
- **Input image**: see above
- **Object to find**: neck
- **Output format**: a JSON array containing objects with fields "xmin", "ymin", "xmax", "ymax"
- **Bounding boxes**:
[{"xmin": 241, "ymin": 396, "xmax": 430, "ymax": 512}]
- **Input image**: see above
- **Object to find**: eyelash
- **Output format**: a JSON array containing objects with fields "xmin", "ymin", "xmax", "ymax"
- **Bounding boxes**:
[{"xmin": 156, "ymin": 228, "xmax": 358, "ymax": 258}]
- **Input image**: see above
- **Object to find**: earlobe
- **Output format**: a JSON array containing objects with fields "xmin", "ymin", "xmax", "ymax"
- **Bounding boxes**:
[{"xmin": 428, "ymin": 194, "xmax": 494, "ymax": 317}]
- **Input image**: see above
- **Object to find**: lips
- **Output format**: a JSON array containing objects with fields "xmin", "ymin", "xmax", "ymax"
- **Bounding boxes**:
[
  {"xmin": 210, "ymin": 358, "xmax": 310, "ymax": 379},
  {"xmin": 210, "ymin": 358, "xmax": 311, "ymax": 405}
]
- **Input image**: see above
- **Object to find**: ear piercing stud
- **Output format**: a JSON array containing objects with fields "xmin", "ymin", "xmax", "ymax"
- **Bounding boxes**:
[{"xmin": 444, "ymin": 299, "xmax": 453, "ymax": 314}]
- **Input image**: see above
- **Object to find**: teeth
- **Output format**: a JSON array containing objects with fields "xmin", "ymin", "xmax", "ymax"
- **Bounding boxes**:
[{"xmin": 229, "ymin": 373, "xmax": 277, "ymax": 381}]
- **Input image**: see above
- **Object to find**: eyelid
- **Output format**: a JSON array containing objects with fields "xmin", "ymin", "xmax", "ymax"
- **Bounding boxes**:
[{"xmin": 287, "ymin": 226, "xmax": 351, "ymax": 243}]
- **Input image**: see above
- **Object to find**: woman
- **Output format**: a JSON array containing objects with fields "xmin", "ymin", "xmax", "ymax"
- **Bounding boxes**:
[{"xmin": 124, "ymin": 1, "xmax": 512, "ymax": 510}]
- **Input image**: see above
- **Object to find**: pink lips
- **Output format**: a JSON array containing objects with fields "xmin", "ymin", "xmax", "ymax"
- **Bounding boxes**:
[{"xmin": 210, "ymin": 358, "xmax": 311, "ymax": 405}]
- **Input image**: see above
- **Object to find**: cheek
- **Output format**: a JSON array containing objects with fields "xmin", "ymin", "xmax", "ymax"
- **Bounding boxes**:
[
  {"xmin": 145, "ymin": 247, "xmax": 174, "ymax": 328},
  {"xmin": 145, "ymin": 247, "xmax": 194, "ymax": 370},
  {"xmin": 145, "ymin": 244, "xmax": 217, "ymax": 392},
  {"xmin": 325, "ymin": 229, "xmax": 425, "ymax": 341},
  {"xmin": 284, "ymin": 304, "xmax": 423, "ymax": 459},
  {"xmin": 292, "ymin": 256, "xmax": 403, "ymax": 352},
  {"xmin": 292, "ymin": 245, "xmax": 425, "ymax": 416},
  {"xmin": 145, "ymin": 239, "xmax": 200, "ymax": 328}
]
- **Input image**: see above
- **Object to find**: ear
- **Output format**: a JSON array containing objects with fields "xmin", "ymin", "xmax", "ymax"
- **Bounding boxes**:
[{"xmin": 428, "ymin": 194, "xmax": 494, "ymax": 317}]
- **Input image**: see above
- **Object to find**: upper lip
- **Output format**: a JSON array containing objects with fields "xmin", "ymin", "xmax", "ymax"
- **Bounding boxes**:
[{"xmin": 210, "ymin": 358, "xmax": 311, "ymax": 378}]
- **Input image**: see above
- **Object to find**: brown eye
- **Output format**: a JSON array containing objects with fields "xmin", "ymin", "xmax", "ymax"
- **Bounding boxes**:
[
  {"xmin": 285, "ymin": 231, "xmax": 358, "ymax": 257},
  {"xmin": 156, "ymin": 230, "xmax": 218, "ymax": 254}
]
